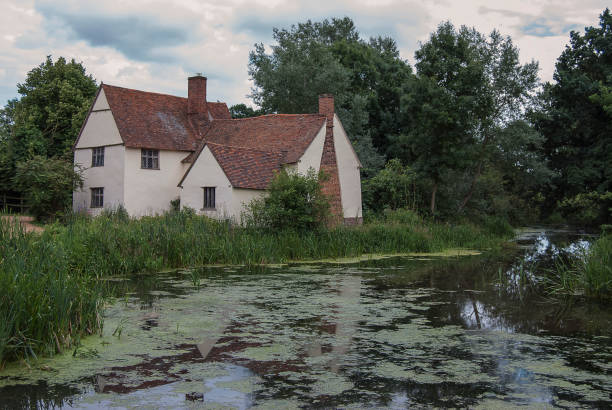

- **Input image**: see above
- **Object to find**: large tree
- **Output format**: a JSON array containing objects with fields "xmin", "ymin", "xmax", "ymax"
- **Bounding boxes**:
[
  {"xmin": 0, "ymin": 56, "xmax": 96, "ymax": 215},
  {"xmin": 393, "ymin": 22, "xmax": 540, "ymax": 214},
  {"xmin": 534, "ymin": 9, "xmax": 612, "ymax": 202}
]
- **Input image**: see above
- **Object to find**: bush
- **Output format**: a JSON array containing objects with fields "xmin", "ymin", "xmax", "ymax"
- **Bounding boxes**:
[
  {"xmin": 362, "ymin": 159, "xmax": 419, "ymax": 213},
  {"xmin": 242, "ymin": 168, "xmax": 330, "ymax": 231},
  {"xmin": 13, "ymin": 156, "xmax": 83, "ymax": 220},
  {"xmin": 557, "ymin": 191, "xmax": 612, "ymax": 227}
]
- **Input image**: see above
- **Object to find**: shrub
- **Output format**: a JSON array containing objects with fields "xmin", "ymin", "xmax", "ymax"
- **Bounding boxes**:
[
  {"xmin": 362, "ymin": 159, "xmax": 419, "ymax": 213},
  {"xmin": 13, "ymin": 156, "xmax": 83, "ymax": 220},
  {"xmin": 242, "ymin": 168, "xmax": 330, "ymax": 231}
]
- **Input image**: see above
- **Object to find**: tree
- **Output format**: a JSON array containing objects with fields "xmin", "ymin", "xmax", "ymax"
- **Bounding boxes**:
[
  {"xmin": 0, "ymin": 56, "xmax": 96, "ymax": 200},
  {"xmin": 242, "ymin": 169, "xmax": 330, "ymax": 231},
  {"xmin": 394, "ymin": 22, "xmax": 540, "ymax": 214},
  {"xmin": 535, "ymin": 9, "xmax": 612, "ymax": 203},
  {"xmin": 13, "ymin": 156, "xmax": 84, "ymax": 220},
  {"xmin": 229, "ymin": 103, "xmax": 264, "ymax": 119}
]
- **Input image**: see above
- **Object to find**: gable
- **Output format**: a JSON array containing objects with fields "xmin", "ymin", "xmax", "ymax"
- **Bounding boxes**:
[
  {"xmin": 179, "ymin": 143, "xmax": 283, "ymax": 190},
  {"xmin": 75, "ymin": 88, "xmax": 123, "ymax": 149}
]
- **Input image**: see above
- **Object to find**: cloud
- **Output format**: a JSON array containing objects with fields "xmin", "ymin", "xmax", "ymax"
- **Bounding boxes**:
[
  {"xmin": 479, "ymin": 5, "xmax": 585, "ymax": 37},
  {"xmin": 35, "ymin": 4, "xmax": 191, "ymax": 62}
]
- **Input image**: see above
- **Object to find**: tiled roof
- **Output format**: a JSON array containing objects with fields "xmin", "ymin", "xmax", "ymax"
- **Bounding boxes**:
[
  {"xmin": 207, "ymin": 143, "xmax": 284, "ymax": 190},
  {"xmin": 101, "ymin": 84, "xmax": 230, "ymax": 151},
  {"xmin": 202, "ymin": 114, "xmax": 326, "ymax": 163}
]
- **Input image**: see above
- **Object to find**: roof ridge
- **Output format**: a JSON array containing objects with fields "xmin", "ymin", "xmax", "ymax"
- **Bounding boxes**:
[{"xmin": 102, "ymin": 83, "xmax": 188, "ymax": 100}]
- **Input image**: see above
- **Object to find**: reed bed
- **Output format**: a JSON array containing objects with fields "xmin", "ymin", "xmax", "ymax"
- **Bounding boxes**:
[
  {"xmin": 0, "ymin": 208, "xmax": 512, "ymax": 364},
  {"xmin": 547, "ymin": 233, "xmax": 612, "ymax": 299}
]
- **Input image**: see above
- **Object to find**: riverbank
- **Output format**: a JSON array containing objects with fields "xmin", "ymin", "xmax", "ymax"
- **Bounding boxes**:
[{"xmin": 0, "ymin": 209, "xmax": 513, "ymax": 365}]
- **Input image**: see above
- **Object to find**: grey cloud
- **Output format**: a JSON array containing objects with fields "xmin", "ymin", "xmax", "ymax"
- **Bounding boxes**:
[{"xmin": 35, "ymin": 4, "xmax": 190, "ymax": 62}]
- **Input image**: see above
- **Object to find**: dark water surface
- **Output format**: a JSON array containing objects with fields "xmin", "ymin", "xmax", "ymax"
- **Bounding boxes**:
[{"xmin": 1, "ymin": 228, "xmax": 611, "ymax": 409}]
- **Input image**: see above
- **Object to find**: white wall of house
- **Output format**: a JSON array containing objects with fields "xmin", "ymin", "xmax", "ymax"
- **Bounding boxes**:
[
  {"xmin": 232, "ymin": 188, "xmax": 265, "ymax": 222},
  {"xmin": 73, "ymin": 144, "xmax": 125, "ymax": 215},
  {"xmin": 123, "ymin": 148, "xmax": 189, "ymax": 216},
  {"xmin": 333, "ymin": 114, "xmax": 362, "ymax": 219},
  {"xmin": 180, "ymin": 146, "xmax": 233, "ymax": 218},
  {"xmin": 297, "ymin": 125, "xmax": 326, "ymax": 174}
]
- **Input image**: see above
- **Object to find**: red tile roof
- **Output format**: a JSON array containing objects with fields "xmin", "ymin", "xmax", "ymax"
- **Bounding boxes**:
[
  {"xmin": 202, "ymin": 114, "xmax": 326, "ymax": 163},
  {"xmin": 100, "ymin": 84, "xmax": 230, "ymax": 151},
  {"xmin": 207, "ymin": 143, "xmax": 284, "ymax": 189}
]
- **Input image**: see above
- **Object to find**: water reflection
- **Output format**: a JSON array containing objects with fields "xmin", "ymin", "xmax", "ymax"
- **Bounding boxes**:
[{"xmin": 0, "ymin": 228, "xmax": 610, "ymax": 408}]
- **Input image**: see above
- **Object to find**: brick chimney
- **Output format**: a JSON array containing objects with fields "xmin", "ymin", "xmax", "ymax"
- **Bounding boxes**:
[
  {"xmin": 188, "ymin": 75, "xmax": 208, "ymax": 116},
  {"xmin": 318, "ymin": 93, "xmax": 334, "ymax": 123},
  {"xmin": 318, "ymin": 94, "xmax": 343, "ymax": 225}
]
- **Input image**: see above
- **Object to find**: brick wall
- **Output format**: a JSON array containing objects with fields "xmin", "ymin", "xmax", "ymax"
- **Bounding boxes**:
[{"xmin": 318, "ymin": 94, "xmax": 343, "ymax": 226}]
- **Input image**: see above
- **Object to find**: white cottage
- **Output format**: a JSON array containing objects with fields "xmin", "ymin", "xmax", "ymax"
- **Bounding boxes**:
[{"xmin": 73, "ymin": 76, "xmax": 363, "ymax": 224}]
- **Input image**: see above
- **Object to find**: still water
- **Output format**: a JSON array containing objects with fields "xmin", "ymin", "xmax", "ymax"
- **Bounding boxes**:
[{"xmin": 0, "ymin": 228, "xmax": 610, "ymax": 408}]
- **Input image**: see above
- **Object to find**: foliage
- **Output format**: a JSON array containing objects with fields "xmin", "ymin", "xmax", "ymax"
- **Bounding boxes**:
[
  {"xmin": 12, "ymin": 155, "xmax": 84, "ymax": 220},
  {"xmin": 242, "ymin": 169, "xmax": 330, "ymax": 231},
  {"xmin": 362, "ymin": 159, "xmax": 419, "ymax": 212},
  {"xmin": 534, "ymin": 9, "xmax": 612, "ymax": 205},
  {"xmin": 229, "ymin": 103, "xmax": 264, "ymax": 119},
  {"xmin": 0, "ymin": 56, "xmax": 96, "ymax": 200},
  {"xmin": 547, "ymin": 234, "xmax": 612, "ymax": 299},
  {"xmin": 393, "ymin": 22, "xmax": 540, "ymax": 214},
  {"xmin": 557, "ymin": 191, "xmax": 612, "ymax": 227},
  {"xmin": 0, "ymin": 218, "xmax": 102, "ymax": 365}
]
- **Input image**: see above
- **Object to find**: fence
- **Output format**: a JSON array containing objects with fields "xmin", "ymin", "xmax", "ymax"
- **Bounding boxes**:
[{"xmin": 0, "ymin": 194, "xmax": 29, "ymax": 213}]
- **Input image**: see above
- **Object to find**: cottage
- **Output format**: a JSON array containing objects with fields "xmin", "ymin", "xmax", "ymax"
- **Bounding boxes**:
[{"xmin": 73, "ymin": 76, "xmax": 362, "ymax": 224}]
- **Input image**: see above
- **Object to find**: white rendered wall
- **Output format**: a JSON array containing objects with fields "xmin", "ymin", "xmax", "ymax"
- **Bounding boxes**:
[
  {"xmin": 333, "ymin": 114, "xmax": 363, "ymax": 219},
  {"xmin": 75, "ymin": 90, "xmax": 123, "ymax": 149},
  {"xmin": 232, "ymin": 188, "xmax": 266, "ymax": 222},
  {"xmin": 73, "ymin": 144, "xmax": 125, "ymax": 216},
  {"xmin": 123, "ymin": 148, "xmax": 189, "ymax": 216},
  {"xmin": 180, "ymin": 146, "xmax": 234, "ymax": 219},
  {"xmin": 297, "ymin": 125, "xmax": 325, "ymax": 175}
]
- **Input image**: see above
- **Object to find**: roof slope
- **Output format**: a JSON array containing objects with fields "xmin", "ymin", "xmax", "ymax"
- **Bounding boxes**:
[
  {"xmin": 202, "ymin": 114, "xmax": 326, "ymax": 163},
  {"xmin": 207, "ymin": 143, "xmax": 284, "ymax": 190},
  {"xmin": 101, "ymin": 84, "xmax": 230, "ymax": 151}
]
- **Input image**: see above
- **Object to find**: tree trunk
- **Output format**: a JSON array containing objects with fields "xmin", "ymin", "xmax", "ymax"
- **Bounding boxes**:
[
  {"xmin": 430, "ymin": 182, "xmax": 438, "ymax": 215},
  {"xmin": 457, "ymin": 161, "xmax": 483, "ymax": 214}
]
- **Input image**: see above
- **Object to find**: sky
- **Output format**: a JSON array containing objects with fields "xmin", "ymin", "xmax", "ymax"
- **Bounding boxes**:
[{"xmin": 0, "ymin": 0, "xmax": 608, "ymax": 108}]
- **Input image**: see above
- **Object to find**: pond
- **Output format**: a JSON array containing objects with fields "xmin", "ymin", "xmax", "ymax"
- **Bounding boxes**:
[{"xmin": 1, "ymin": 228, "xmax": 610, "ymax": 408}]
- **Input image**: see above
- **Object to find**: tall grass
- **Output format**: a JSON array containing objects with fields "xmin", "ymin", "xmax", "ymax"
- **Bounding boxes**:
[
  {"xmin": 0, "ymin": 218, "xmax": 102, "ymax": 366},
  {"xmin": 548, "ymin": 234, "xmax": 612, "ymax": 299},
  {"xmin": 0, "ymin": 208, "xmax": 512, "ymax": 364}
]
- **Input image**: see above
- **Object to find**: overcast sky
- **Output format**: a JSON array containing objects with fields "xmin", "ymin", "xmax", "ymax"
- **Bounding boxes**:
[{"xmin": 0, "ymin": 0, "xmax": 608, "ymax": 108}]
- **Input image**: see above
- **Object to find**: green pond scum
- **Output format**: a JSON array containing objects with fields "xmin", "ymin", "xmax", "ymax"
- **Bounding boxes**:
[{"xmin": 0, "ymin": 229, "xmax": 611, "ymax": 408}]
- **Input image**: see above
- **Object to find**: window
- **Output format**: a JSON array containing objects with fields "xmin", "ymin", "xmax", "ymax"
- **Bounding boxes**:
[
  {"xmin": 203, "ymin": 187, "xmax": 215, "ymax": 209},
  {"xmin": 92, "ymin": 147, "xmax": 104, "ymax": 167},
  {"xmin": 141, "ymin": 149, "xmax": 159, "ymax": 169},
  {"xmin": 91, "ymin": 187, "xmax": 104, "ymax": 208}
]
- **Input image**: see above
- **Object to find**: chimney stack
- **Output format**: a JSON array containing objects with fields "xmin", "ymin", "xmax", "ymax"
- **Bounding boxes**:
[
  {"xmin": 188, "ymin": 75, "xmax": 208, "ymax": 115},
  {"xmin": 318, "ymin": 94, "xmax": 334, "ymax": 123}
]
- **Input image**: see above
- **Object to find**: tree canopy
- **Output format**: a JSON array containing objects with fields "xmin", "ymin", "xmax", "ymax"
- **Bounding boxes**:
[
  {"xmin": 0, "ymin": 56, "xmax": 96, "ymax": 216},
  {"xmin": 534, "ymin": 8, "xmax": 612, "ymax": 202}
]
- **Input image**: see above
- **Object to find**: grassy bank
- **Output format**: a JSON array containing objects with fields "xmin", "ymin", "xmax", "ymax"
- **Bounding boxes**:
[
  {"xmin": 0, "ymin": 209, "xmax": 513, "ymax": 365},
  {"xmin": 548, "ymin": 233, "xmax": 612, "ymax": 299}
]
